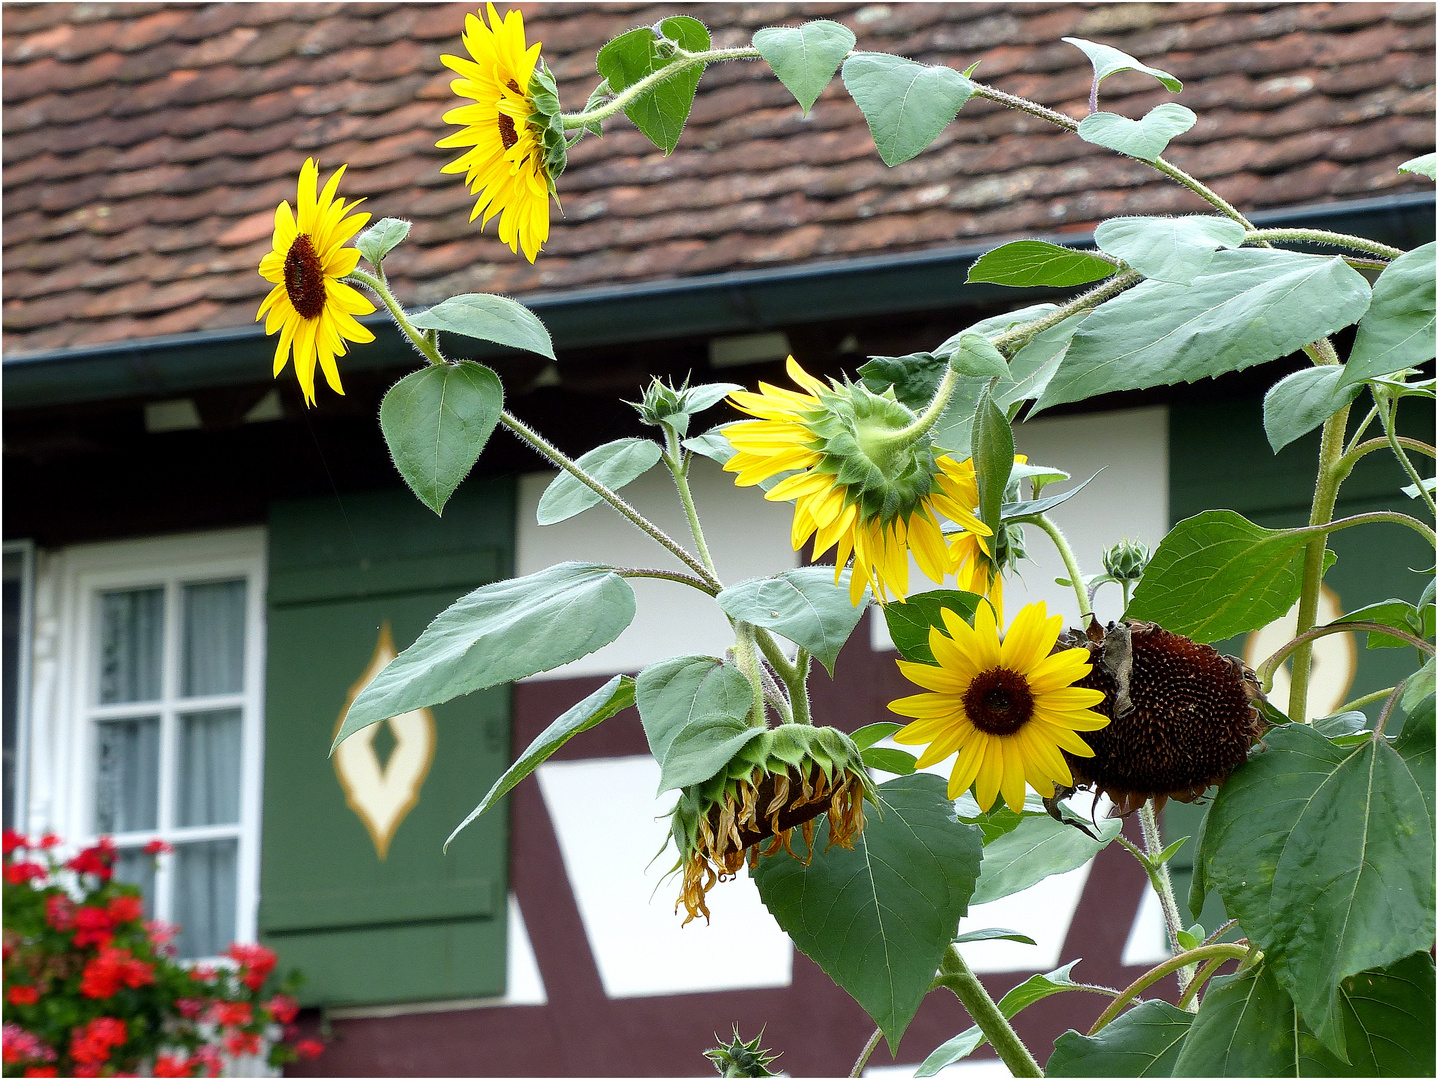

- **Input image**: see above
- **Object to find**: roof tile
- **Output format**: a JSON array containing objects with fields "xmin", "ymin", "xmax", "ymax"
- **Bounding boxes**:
[{"xmin": 4, "ymin": 0, "xmax": 1433, "ymax": 357}]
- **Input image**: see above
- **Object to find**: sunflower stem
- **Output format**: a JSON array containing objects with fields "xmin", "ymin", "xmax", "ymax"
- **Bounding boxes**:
[
  {"xmin": 1258, "ymin": 622, "xmax": 1434, "ymax": 694},
  {"xmin": 935, "ymin": 946, "xmax": 1043, "ymax": 1077},
  {"xmin": 1378, "ymin": 391, "xmax": 1438, "ymax": 519},
  {"xmin": 1372, "ymin": 679, "xmax": 1409, "ymax": 738},
  {"xmin": 346, "ymin": 267, "xmax": 445, "ymax": 366},
  {"xmin": 1336, "ymin": 685, "xmax": 1400, "ymax": 714},
  {"xmin": 662, "ymin": 431, "xmax": 721, "ymax": 579},
  {"xmin": 1020, "ymin": 513, "xmax": 1093, "ymax": 621},
  {"xmin": 560, "ymin": 47, "xmax": 762, "ymax": 130},
  {"xmin": 891, "ymin": 366, "xmax": 960, "ymax": 446},
  {"xmin": 849, "ymin": 1026, "xmax": 883, "ymax": 1078},
  {"xmin": 1243, "ymin": 228, "xmax": 1404, "ymax": 260},
  {"xmin": 733, "ymin": 622, "xmax": 768, "ymax": 726},
  {"xmin": 1136, "ymin": 802, "xmax": 1196, "ymax": 1001},
  {"xmin": 1178, "ymin": 956, "xmax": 1233, "ymax": 1011},
  {"xmin": 1086, "ymin": 944, "xmax": 1249, "ymax": 1035},
  {"xmin": 991, "ymin": 270, "xmax": 1143, "ymax": 356}
]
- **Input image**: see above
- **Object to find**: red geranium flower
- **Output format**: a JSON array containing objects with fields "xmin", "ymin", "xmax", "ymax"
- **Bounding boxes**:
[
  {"xmin": 71, "ymin": 906, "xmax": 115, "ymax": 949},
  {"xmin": 67, "ymin": 838, "xmax": 117, "ymax": 881},
  {"xmin": 223, "ymin": 1031, "xmax": 262, "ymax": 1058},
  {"xmin": 192, "ymin": 1045, "xmax": 223, "ymax": 1077},
  {"xmin": 37, "ymin": 834, "xmax": 61, "ymax": 849},
  {"xmin": 23, "ymin": 1068, "xmax": 59, "ymax": 1078},
  {"xmin": 105, "ymin": 894, "xmax": 145, "ymax": 925},
  {"xmin": 69, "ymin": 1016, "xmax": 127, "ymax": 1066},
  {"xmin": 225, "ymin": 942, "xmax": 277, "ymax": 990},
  {"xmin": 143, "ymin": 838, "xmax": 174, "ymax": 856},
  {"xmin": 80, "ymin": 946, "xmax": 155, "ymax": 999},
  {"xmin": 266, "ymin": 993, "xmax": 299, "ymax": 1024},
  {"xmin": 153, "ymin": 1053, "xmax": 194, "ymax": 1077},
  {"xmin": 208, "ymin": 1001, "xmax": 252, "ymax": 1028},
  {"xmin": 295, "ymin": 1038, "xmax": 325, "ymax": 1060},
  {"xmin": 176, "ymin": 998, "xmax": 206, "ymax": 1020},
  {"xmin": 2, "ymin": 829, "xmax": 26, "ymax": 856},
  {"xmin": 44, "ymin": 894, "xmax": 76, "ymax": 931},
  {"xmin": 4, "ymin": 861, "xmax": 47, "ymax": 886},
  {"xmin": 7, "ymin": 985, "xmax": 41, "ymax": 1006}
]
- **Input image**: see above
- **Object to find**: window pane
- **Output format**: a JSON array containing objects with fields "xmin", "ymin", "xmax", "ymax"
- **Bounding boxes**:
[
  {"xmin": 99, "ymin": 587, "xmax": 164, "ymax": 704},
  {"xmin": 181, "ymin": 580, "xmax": 247, "ymax": 697},
  {"xmin": 173, "ymin": 839, "xmax": 238, "ymax": 960},
  {"xmin": 94, "ymin": 717, "xmax": 160, "ymax": 833},
  {"xmin": 177, "ymin": 709, "xmax": 242, "ymax": 827},
  {"xmin": 113, "ymin": 848, "xmax": 156, "ymax": 919}
]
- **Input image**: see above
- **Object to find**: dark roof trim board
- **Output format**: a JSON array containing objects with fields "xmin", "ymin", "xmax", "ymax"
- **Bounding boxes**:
[{"xmin": 4, "ymin": 191, "xmax": 1432, "ymax": 411}]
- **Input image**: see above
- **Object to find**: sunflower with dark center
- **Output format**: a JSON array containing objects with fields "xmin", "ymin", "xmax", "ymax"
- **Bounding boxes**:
[
  {"xmin": 890, "ymin": 601, "xmax": 1110, "ymax": 812},
  {"xmin": 437, "ymin": 4, "xmax": 566, "ymax": 263},
  {"xmin": 1058, "ymin": 620, "xmax": 1267, "ymax": 814},
  {"xmin": 668, "ymin": 725, "xmax": 873, "ymax": 926},
  {"xmin": 256, "ymin": 159, "xmax": 376, "ymax": 406}
]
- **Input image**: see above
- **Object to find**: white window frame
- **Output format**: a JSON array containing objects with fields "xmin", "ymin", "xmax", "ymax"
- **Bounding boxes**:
[
  {"xmin": 4, "ymin": 539, "xmax": 36, "ymax": 833},
  {"xmin": 47, "ymin": 529, "xmax": 266, "ymax": 953}
]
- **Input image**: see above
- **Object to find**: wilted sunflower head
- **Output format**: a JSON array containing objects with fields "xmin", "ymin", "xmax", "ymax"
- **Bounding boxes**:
[
  {"xmin": 1059, "ymin": 620, "xmax": 1266, "ymax": 815},
  {"xmin": 437, "ymin": 4, "xmax": 565, "ymax": 262},
  {"xmin": 668, "ymin": 724, "xmax": 874, "ymax": 925},
  {"xmin": 255, "ymin": 159, "xmax": 377, "ymax": 406},
  {"xmin": 890, "ymin": 601, "xmax": 1109, "ymax": 812},
  {"xmin": 723, "ymin": 357, "xmax": 993, "ymax": 605}
]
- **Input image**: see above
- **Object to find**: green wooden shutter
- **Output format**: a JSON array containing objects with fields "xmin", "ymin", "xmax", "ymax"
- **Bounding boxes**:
[
  {"xmin": 1164, "ymin": 399, "xmax": 1435, "ymax": 932},
  {"xmin": 258, "ymin": 482, "xmax": 515, "ymax": 1006}
]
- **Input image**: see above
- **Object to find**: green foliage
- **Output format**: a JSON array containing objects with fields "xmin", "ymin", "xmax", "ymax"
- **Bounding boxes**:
[
  {"xmin": 338, "ymin": 563, "xmax": 637, "ymax": 742},
  {"xmin": 841, "ymin": 53, "xmax": 974, "ymax": 166},
  {"xmin": 1047, "ymin": 1001, "xmax": 1193, "ymax": 1077},
  {"xmin": 659, "ymin": 712, "xmax": 767, "ymax": 793},
  {"xmin": 410, "ymin": 293, "xmax": 556, "ymax": 358},
  {"xmin": 753, "ymin": 774, "xmax": 983, "ymax": 1050},
  {"xmin": 716, "ymin": 567, "xmax": 866, "ymax": 674},
  {"xmin": 1092, "ymin": 216, "xmax": 1246, "ymax": 285},
  {"xmin": 1394, "ymin": 691, "xmax": 1434, "ymax": 827},
  {"xmin": 1262, "ymin": 366, "xmax": 1363, "ymax": 453},
  {"xmin": 966, "ymin": 241, "xmax": 1118, "ymax": 288},
  {"xmin": 963, "ymin": 806, "xmax": 1121, "ymax": 905},
  {"xmin": 380, "ymin": 361, "xmax": 503, "ymax": 515},
  {"xmin": 862, "ymin": 746, "xmax": 918, "ymax": 774},
  {"xmin": 999, "ymin": 313, "xmax": 1087, "ymax": 410},
  {"xmin": 1192, "ymin": 723, "xmax": 1434, "ymax": 1052},
  {"xmin": 949, "ymin": 332, "xmax": 1012, "ymax": 378},
  {"xmin": 952, "ymin": 927, "xmax": 1038, "ymax": 946},
  {"xmin": 635, "ymin": 655, "xmax": 754, "ymax": 767},
  {"xmin": 1125, "ymin": 510, "xmax": 1333, "ymax": 642},
  {"xmin": 883, "ymin": 590, "xmax": 982, "ymax": 663},
  {"xmin": 917, "ymin": 961, "xmax": 1088, "ymax": 1075},
  {"xmin": 636, "ymin": 379, "xmax": 741, "ymax": 437},
  {"xmin": 1001, "ymin": 470, "xmax": 1101, "ymax": 522},
  {"xmin": 355, "ymin": 217, "xmax": 412, "ymax": 265},
  {"xmin": 1062, "ymin": 37, "xmax": 1183, "ymax": 94},
  {"xmin": 1340, "ymin": 241, "xmax": 1437, "ymax": 387},
  {"xmin": 850, "ymin": 721, "xmax": 901, "ymax": 748},
  {"xmin": 445, "ymin": 675, "xmax": 635, "ymax": 848},
  {"xmin": 972, "ymin": 385, "xmax": 1015, "ymax": 538},
  {"xmin": 1331, "ymin": 597, "xmax": 1433, "ymax": 649},
  {"xmin": 1037, "ymin": 250, "xmax": 1372, "ymax": 412},
  {"xmin": 752, "ymin": 20, "xmax": 855, "ymax": 115},
  {"xmin": 595, "ymin": 17, "xmax": 711, "ymax": 154},
  {"xmin": 1398, "ymin": 152, "xmax": 1436, "ymax": 179},
  {"xmin": 704, "ymin": 1026, "xmax": 784, "ymax": 1078},
  {"xmin": 535, "ymin": 437, "xmax": 663, "ymax": 525},
  {"xmin": 1077, "ymin": 104, "xmax": 1196, "ymax": 162}
]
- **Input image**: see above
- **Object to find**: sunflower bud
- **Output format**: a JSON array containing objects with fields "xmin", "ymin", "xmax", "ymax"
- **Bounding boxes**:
[
  {"xmin": 704, "ymin": 1027, "xmax": 782, "ymax": 1078},
  {"xmin": 1058, "ymin": 621, "xmax": 1266, "ymax": 815},
  {"xmin": 1102, "ymin": 539, "xmax": 1151, "ymax": 582},
  {"xmin": 668, "ymin": 724, "xmax": 875, "ymax": 925},
  {"xmin": 635, "ymin": 376, "xmax": 689, "ymax": 428}
]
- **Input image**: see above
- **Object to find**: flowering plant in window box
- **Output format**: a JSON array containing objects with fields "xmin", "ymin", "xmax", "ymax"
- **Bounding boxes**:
[{"xmin": 2, "ymin": 832, "xmax": 324, "ymax": 1078}]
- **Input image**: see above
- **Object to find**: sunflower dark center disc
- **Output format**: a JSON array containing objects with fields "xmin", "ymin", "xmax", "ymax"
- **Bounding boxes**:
[
  {"xmin": 282, "ymin": 234, "xmax": 326, "ymax": 319},
  {"xmin": 964, "ymin": 668, "xmax": 1034, "ymax": 736},
  {"xmin": 496, "ymin": 112, "xmax": 519, "ymax": 150}
]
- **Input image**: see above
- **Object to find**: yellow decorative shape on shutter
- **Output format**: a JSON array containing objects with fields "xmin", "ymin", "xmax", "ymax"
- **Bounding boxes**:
[{"xmin": 332, "ymin": 621, "xmax": 436, "ymax": 860}]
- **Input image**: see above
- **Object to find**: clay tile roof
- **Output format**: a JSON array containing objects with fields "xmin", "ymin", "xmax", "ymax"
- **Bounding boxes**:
[{"xmin": 3, "ymin": 1, "xmax": 1434, "ymax": 358}]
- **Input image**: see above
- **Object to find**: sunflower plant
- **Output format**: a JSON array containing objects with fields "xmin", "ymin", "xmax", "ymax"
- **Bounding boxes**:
[{"xmin": 259, "ymin": 7, "xmax": 1435, "ymax": 1077}]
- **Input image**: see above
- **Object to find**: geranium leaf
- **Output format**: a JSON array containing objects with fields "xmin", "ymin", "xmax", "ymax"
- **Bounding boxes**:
[
  {"xmin": 753, "ymin": 20, "xmax": 855, "ymax": 115},
  {"xmin": 535, "ymin": 437, "xmax": 663, "ymax": 525}
]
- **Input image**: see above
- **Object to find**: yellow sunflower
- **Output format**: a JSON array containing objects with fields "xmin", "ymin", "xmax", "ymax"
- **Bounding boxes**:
[
  {"xmin": 256, "ymin": 159, "xmax": 376, "ymax": 406},
  {"xmin": 437, "ymin": 4, "xmax": 560, "ymax": 263},
  {"xmin": 723, "ymin": 357, "xmax": 992, "ymax": 605},
  {"xmin": 890, "ymin": 601, "xmax": 1109, "ymax": 812}
]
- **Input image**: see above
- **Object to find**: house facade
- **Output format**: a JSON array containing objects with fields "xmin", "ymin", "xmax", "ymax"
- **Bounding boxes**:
[{"xmin": 3, "ymin": 2, "xmax": 1434, "ymax": 1075}]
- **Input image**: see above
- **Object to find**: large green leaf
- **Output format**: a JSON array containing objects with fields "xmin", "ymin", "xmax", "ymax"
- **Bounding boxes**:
[
  {"xmin": 968, "ymin": 809, "xmax": 1121, "ymax": 905},
  {"xmin": 841, "ymin": 53, "xmax": 974, "ymax": 166},
  {"xmin": 999, "ymin": 313, "xmax": 1089, "ymax": 409},
  {"xmin": 658, "ymin": 715, "xmax": 766, "ymax": 793},
  {"xmin": 1063, "ymin": 37, "xmax": 1183, "ymax": 94},
  {"xmin": 595, "ymin": 16, "xmax": 711, "ymax": 154},
  {"xmin": 1393, "ymin": 691, "xmax": 1434, "ymax": 827},
  {"xmin": 716, "ymin": 567, "xmax": 866, "ymax": 674},
  {"xmin": 1173, "ymin": 957, "xmax": 1435, "ymax": 1076},
  {"xmin": 1341, "ymin": 241, "xmax": 1437, "ymax": 386},
  {"xmin": 445, "ymin": 675, "xmax": 635, "ymax": 849},
  {"xmin": 1093, "ymin": 216, "xmax": 1247, "ymax": 285},
  {"xmin": 1035, "ymin": 249, "xmax": 1372, "ymax": 412},
  {"xmin": 535, "ymin": 437, "xmax": 663, "ymax": 525},
  {"xmin": 1047, "ymin": 1000, "xmax": 1194, "ymax": 1077},
  {"xmin": 752, "ymin": 773, "xmax": 983, "ymax": 1050},
  {"xmin": 1125, "ymin": 510, "xmax": 1332, "ymax": 643},
  {"xmin": 411, "ymin": 293, "xmax": 555, "ymax": 358},
  {"xmin": 1077, "ymin": 104, "xmax": 1196, "ymax": 162},
  {"xmin": 883, "ymin": 590, "xmax": 982, "ymax": 663},
  {"xmin": 635, "ymin": 655, "xmax": 753, "ymax": 765},
  {"xmin": 1191, "ymin": 724, "xmax": 1435, "ymax": 1053},
  {"xmin": 1262, "ymin": 366, "xmax": 1364, "ymax": 453},
  {"xmin": 967, "ymin": 241, "xmax": 1117, "ymax": 288},
  {"xmin": 337, "ymin": 563, "xmax": 636, "ymax": 744},
  {"xmin": 918, "ymin": 961, "xmax": 1087, "ymax": 1075},
  {"xmin": 1331, "ymin": 597, "xmax": 1433, "ymax": 649},
  {"xmin": 753, "ymin": 20, "xmax": 855, "ymax": 115},
  {"xmin": 972, "ymin": 385, "xmax": 1014, "ymax": 538},
  {"xmin": 380, "ymin": 361, "xmax": 503, "ymax": 515}
]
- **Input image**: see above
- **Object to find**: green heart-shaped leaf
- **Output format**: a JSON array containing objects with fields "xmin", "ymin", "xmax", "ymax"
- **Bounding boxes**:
[
  {"xmin": 842, "ymin": 53, "xmax": 973, "ymax": 166},
  {"xmin": 1078, "ymin": 103, "xmax": 1196, "ymax": 162},
  {"xmin": 380, "ymin": 361, "xmax": 503, "ymax": 515},
  {"xmin": 753, "ymin": 20, "xmax": 855, "ymax": 115}
]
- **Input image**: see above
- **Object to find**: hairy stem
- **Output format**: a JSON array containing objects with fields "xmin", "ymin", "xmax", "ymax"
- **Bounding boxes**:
[
  {"xmin": 1336, "ymin": 434, "xmax": 1436, "ymax": 478},
  {"xmin": 347, "ymin": 268, "xmax": 445, "ymax": 365},
  {"xmin": 992, "ymin": 271, "xmax": 1142, "ymax": 355},
  {"xmin": 614, "ymin": 567, "xmax": 718, "ymax": 595},
  {"xmin": 1177, "ymin": 956, "xmax": 1232, "ymax": 1011},
  {"xmin": 1337, "ymin": 685, "xmax": 1399, "ymax": 714},
  {"xmin": 1244, "ymin": 228, "xmax": 1405, "ymax": 260},
  {"xmin": 1020, "ymin": 514, "xmax": 1093, "ymax": 620},
  {"xmin": 1087, "ymin": 944, "xmax": 1250, "ymax": 1035},
  {"xmin": 663, "ymin": 433, "xmax": 722, "ymax": 578},
  {"xmin": 1373, "ymin": 679, "xmax": 1409, "ymax": 737},
  {"xmin": 936, "ymin": 946, "xmax": 1043, "ymax": 1078},
  {"xmin": 1259, "ymin": 622, "xmax": 1435, "ymax": 693},
  {"xmin": 561, "ymin": 46, "xmax": 761, "ymax": 129},
  {"xmin": 1138, "ymin": 802, "xmax": 1195, "ymax": 1002},
  {"xmin": 1379, "ymin": 394, "xmax": 1438, "ymax": 518},
  {"xmin": 1289, "ymin": 403, "xmax": 1354, "ymax": 722},
  {"xmin": 893, "ymin": 365, "xmax": 960, "ymax": 445},
  {"xmin": 733, "ymin": 621, "xmax": 767, "ymax": 726},
  {"xmin": 849, "ymin": 1026, "xmax": 884, "ymax": 1078}
]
